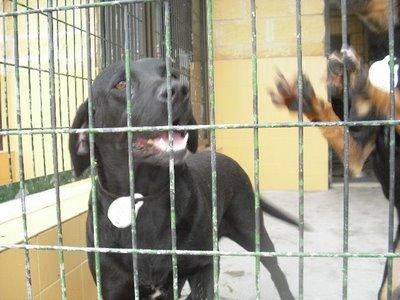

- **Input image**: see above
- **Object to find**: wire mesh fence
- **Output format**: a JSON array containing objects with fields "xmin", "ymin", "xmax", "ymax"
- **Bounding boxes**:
[{"xmin": 0, "ymin": 0, "xmax": 399, "ymax": 299}]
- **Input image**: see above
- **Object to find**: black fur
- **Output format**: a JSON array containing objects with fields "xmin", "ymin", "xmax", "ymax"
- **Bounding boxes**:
[{"xmin": 69, "ymin": 58, "xmax": 297, "ymax": 299}]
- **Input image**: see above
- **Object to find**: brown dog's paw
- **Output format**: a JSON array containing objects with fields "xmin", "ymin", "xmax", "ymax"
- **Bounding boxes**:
[
  {"xmin": 328, "ymin": 51, "xmax": 344, "ymax": 77},
  {"xmin": 270, "ymin": 72, "xmax": 318, "ymax": 118},
  {"xmin": 341, "ymin": 46, "xmax": 361, "ymax": 73}
]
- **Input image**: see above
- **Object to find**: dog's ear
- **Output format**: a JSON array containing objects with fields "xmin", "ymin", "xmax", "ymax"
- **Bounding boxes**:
[
  {"xmin": 69, "ymin": 100, "xmax": 90, "ymax": 177},
  {"xmin": 187, "ymin": 115, "xmax": 198, "ymax": 153}
]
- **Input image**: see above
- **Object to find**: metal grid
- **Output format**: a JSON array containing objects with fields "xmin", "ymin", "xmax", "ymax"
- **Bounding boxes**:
[{"xmin": 0, "ymin": 1, "xmax": 398, "ymax": 300}]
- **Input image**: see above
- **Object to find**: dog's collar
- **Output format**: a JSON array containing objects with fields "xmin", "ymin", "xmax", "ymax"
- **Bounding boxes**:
[{"xmin": 95, "ymin": 178, "xmax": 169, "ymax": 201}]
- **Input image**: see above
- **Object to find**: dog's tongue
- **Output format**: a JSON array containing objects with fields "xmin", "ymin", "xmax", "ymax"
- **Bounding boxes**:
[{"xmin": 153, "ymin": 132, "xmax": 188, "ymax": 152}]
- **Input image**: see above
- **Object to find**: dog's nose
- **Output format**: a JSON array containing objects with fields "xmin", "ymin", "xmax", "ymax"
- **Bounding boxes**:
[{"xmin": 158, "ymin": 81, "xmax": 189, "ymax": 103}]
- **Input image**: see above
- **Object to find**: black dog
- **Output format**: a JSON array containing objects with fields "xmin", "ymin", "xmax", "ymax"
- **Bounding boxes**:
[
  {"xmin": 270, "ymin": 48, "xmax": 400, "ymax": 299},
  {"xmin": 69, "ymin": 58, "xmax": 298, "ymax": 299}
]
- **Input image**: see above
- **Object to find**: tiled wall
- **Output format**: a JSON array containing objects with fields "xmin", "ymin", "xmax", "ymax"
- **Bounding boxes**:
[{"xmin": 0, "ymin": 213, "xmax": 97, "ymax": 300}]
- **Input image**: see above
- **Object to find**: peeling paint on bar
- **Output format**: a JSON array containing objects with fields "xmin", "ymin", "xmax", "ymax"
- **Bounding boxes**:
[
  {"xmin": 164, "ymin": 2, "xmax": 179, "ymax": 299},
  {"xmin": 47, "ymin": 0, "xmax": 67, "ymax": 297},
  {"xmin": 4, "ymin": 119, "xmax": 400, "ymax": 136},
  {"xmin": 295, "ymin": 1, "xmax": 305, "ymax": 299},
  {"xmin": 340, "ymin": 1, "xmax": 350, "ymax": 299},
  {"xmin": 387, "ymin": 0, "xmax": 396, "ymax": 299},
  {"xmin": 84, "ymin": 3, "xmax": 102, "ymax": 299},
  {"xmin": 250, "ymin": 0, "xmax": 260, "ymax": 298},
  {"xmin": 206, "ymin": 0, "xmax": 219, "ymax": 298},
  {"xmin": 0, "ymin": 0, "xmax": 160, "ymax": 17},
  {"xmin": 1, "ymin": 243, "xmax": 400, "ymax": 258},
  {"xmin": 124, "ymin": 5, "xmax": 140, "ymax": 300}
]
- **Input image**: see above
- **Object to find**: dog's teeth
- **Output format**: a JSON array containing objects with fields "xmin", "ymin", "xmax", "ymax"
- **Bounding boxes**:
[{"xmin": 147, "ymin": 139, "xmax": 154, "ymax": 145}]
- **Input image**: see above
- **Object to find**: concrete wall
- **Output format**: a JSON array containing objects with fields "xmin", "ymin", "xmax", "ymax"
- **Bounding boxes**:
[{"xmin": 213, "ymin": 0, "xmax": 329, "ymax": 190}]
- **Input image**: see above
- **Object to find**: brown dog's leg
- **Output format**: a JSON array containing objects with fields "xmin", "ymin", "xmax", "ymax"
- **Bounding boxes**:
[{"xmin": 270, "ymin": 73, "xmax": 375, "ymax": 176}]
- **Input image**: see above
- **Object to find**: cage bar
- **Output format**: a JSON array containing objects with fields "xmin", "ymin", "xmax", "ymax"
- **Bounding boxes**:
[
  {"xmin": 123, "ymin": 4, "xmax": 140, "ymax": 299},
  {"xmin": 295, "ymin": 0, "xmax": 305, "ymax": 299},
  {"xmin": 387, "ymin": 0, "xmax": 397, "ymax": 299},
  {"xmin": 205, "ymin": 0, "xmax": 219, "ymax": 298},
  {"xmin": 11, "ymin": 0, "xmax": 33, "ymax": 297},
  {"xmin": 339, "ymin": 1, "xmax": 350, "ymax": 299},
  {"xmin": 164, "ymin": 2, "xmax": 179, "ymax": 299},
  {"xmin": 47, "ymin": 0, "xmax": 67, "ymax": 297},
  {"xmin": 249, "ymin": 0, "xmax": 261, "ymax": 298},
  {"xmin": 84, "ymin": 3, "xmax": 102, "ymax": 299}
]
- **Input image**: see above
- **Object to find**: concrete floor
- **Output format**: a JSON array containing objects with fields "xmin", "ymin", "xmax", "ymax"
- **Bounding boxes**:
[{"xmin": 183, "ymin": 185, "xmax": 399, "ymax": 300}]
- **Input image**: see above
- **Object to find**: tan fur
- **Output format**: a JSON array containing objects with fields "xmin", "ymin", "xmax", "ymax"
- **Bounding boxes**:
[
  {"xmin": 366, "ymin": 82, "xmax": 400, "ymax": 134},
  {"xmin": 355, "ymin": 98, "xmax": 373, "ymax": 117},
  {"xmin": 360, "ymin": 0, "xmax": 390, "ymax": 32},
  {"xmin": 303, "ymin": 99, "xmax": 375, "ymax": 177}
]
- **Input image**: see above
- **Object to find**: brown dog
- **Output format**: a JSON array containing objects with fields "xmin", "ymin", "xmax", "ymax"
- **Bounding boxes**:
[{"xmin": 270, "ymin": 48, "xmax": 400, "ymax": 299}]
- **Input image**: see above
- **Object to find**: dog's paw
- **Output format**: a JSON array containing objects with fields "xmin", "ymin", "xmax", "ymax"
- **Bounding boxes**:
[
  {"xmin": 341, "ymin": 46, "xmax": 361, "ymax": 73},
  {"xmin": 270, "ymin": 72, "xmax": 318, "ymax": 118}
]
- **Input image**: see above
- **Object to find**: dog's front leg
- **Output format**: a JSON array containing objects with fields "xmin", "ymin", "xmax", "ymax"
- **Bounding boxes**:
[
  {"xmin": 378, "ymin": 222, "xmax": 400, "ymax": 300},
  {"xmin": 186, "ymin": 264, "xmax": 215, "ymax": 300}
]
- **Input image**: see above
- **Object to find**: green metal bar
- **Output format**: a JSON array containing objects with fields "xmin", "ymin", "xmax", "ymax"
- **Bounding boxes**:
[
  {"xmin": 249, "ymin": 0, "xmax": 260, "ymax": 298},
  {"xmin": 2, "ymin": 243, "xmax": 400, "ymax": 258},
  {"xmin": 387, "ymin": 0, "xmax": 396, "ymax": 298},
  {"xmin": 164, "ymin": 2, "xmax": 179, "ymax": 298},
  {"xmin": 35, "ymin": 0, "xmax": 47, "ymax": 176},
  {"xmin": 0, "ymin": 60, "xmax": 89, "ymax": 81},
  {"xmin": 11, "ymin": 1, "xmax": 118, "ymax": 47},
  {"xmin": 340, "ymin": 1, "xmax": 350, "ymax": 299},
  {"xmin": 46, "ymin": 0, "xmax": 67, "ymax": 297},
  {"xmin": 11, "ymin": 0, "xmax": 33, "ymax": 298},
  {"xmin": 1, "ymin": 7, "xmax": 14, "ymax": 183},
  {"xmin": 0, "ymin": 0, "xmax": 161, "ymax": 17},
  {"xmin": 206, "ymin": 0, "xmax": 219, "ymax": 298},
  {"xmin": 123, "ymin": 5, "xmax": 140, "ymax": 299},
  {"xmin": 84, "ymin": 3, "xmax": 102, "ymax": 299},
  {"xmin": 25, "ymin": 0, "xmax": 37, "ymax": 178},
  {"xmin": 295, "ymin": 0, "xmax": 305, "ymax": 299},
  {"xmin": 55, "ymin": 0, "xmax": 66, "ymax": 172},
  {"xmin": 5, "ymin": 119, "xmax": 400, "ymax": 136}
]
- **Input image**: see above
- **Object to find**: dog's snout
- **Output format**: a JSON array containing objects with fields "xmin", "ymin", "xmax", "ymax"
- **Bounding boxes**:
[{"xmin": 158, "ymin": 81, "xmax": 189, "ymax": 103}]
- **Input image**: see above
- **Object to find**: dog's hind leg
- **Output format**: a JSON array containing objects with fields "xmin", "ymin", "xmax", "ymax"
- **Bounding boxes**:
[
  {"xmin": 185, "ymin": 263, "xmax": 214, "ymax": 300},
  {"xmin": 226, "ymin": 219, "xmax": 294, "ymax": 300}
]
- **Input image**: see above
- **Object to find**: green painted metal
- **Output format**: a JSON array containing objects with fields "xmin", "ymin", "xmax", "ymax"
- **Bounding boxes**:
[
  {"xmin": 1, "ymin": 1, "xmax": 399, "ymax": 298},
  {"xmin": 206, "ymin": 0, "xmax": 219, "ymax": 298},
  {"xmin": 123, "ymin": 6, "xmax": 140, "ymax": 299},
  {"xmin": 5, "ymin": 119, "xmax": 400, "ymax": 137},
  {"xmin": 0, "ymin": 0, "xmax": 160, "ymax": 17},
  {"xmin": 46, "ymin": 0, "xmax": 67, "ymax": 297},
  {"xmin": 387, "ymin": 0, "xmax": 396, "ymax": 299},
  {"xmin": 295, "ymin": 1, "xmax": 305, "ymax": 299},
  {"xmin": 249, "ymin": 0, "xmax": 261, "ymax": 298},
  {"xmin": 1, "ymin": 9, "xmax": 13, "ymax": 184},
  {"xmin": 340, "ymin": 1, "xmax": 350, "ymax": 299},
  {"xmin": 164, "ymin": 2, "xmax": 179, "ymax": 298},
  {"xmin": 84, "ymin": 3, "xmax": 102, "ymax": 299},
  {"xmin": 11, "ymin": 0, "xmax": 33, "ymax": 297},
  {"xmin": 1, "ymin": 243, "xmax": 400, "ymax": 259}
]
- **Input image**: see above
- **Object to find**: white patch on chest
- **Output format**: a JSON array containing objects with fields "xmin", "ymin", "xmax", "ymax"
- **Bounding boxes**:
[
  {"xmin": 107, "ymin": 193, "xmax": 144, "ymax": 228},
  {"xmin": 150, "ymin": 288, "xmax": 163, "ymax": 299},
  {"xmin": 369, "ymin": 55, "xmax": 399, "ymax": 93}
]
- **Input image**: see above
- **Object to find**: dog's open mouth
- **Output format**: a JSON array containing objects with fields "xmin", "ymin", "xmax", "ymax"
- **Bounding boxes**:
[{"xmin": 133, "ymin": 131, "xmax": 188, "ymax": 154}]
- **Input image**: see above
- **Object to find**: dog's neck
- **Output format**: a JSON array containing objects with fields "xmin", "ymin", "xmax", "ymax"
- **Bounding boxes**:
[{"xmin": 97, "ymin": 162, "xmax": 187, "ymax": 198}]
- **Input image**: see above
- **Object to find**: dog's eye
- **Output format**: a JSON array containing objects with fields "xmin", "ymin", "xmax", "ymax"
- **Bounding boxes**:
[{"xmin": 115, "ymin": 81, "xmax": 126, "ymax": 90}]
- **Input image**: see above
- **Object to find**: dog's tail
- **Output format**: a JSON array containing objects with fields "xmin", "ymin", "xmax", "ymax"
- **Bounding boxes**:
[{"xmin": 260, "ymin": 196, "xmax": 305, "ymax": 229}]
